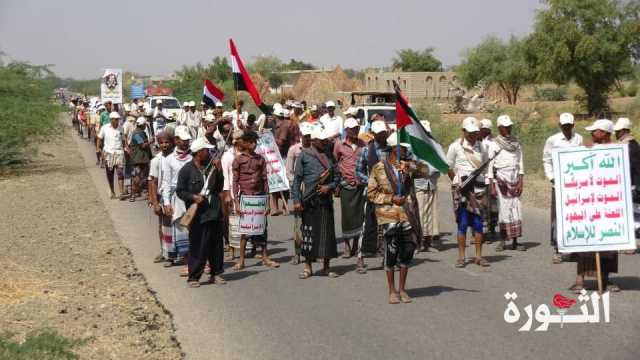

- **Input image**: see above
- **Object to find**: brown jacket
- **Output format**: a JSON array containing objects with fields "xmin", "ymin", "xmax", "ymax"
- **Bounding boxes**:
[{"xmin": 232, "ymin": 152, "xmax": 269, "ymax": 196}]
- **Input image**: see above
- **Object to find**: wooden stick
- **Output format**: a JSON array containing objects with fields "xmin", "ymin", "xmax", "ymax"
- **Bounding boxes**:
[{"xmin": 595, "ymin": 252, "xmax": 603, "ymax": 294}]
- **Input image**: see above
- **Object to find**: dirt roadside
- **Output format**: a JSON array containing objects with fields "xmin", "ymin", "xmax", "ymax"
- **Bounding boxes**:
[{"xmin": 0, "ymin": 124, "xmax": 183, "ymax": 359}]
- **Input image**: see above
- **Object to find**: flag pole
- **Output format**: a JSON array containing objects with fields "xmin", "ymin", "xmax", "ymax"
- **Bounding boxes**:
[{"xmin": 392, "ymin": 80, "xmax": 402, "ymax": 196}]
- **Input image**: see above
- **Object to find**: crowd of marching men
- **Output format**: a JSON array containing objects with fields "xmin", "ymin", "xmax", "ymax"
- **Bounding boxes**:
[{"xmin": 68, "ymin": 95, "xmax": 638, "ymax": 303}]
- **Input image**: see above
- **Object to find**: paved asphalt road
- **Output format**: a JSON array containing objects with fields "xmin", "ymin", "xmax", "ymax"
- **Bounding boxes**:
[{"xmin": 74, "ymin": 133, "xmax": 639, "ymax": 360}]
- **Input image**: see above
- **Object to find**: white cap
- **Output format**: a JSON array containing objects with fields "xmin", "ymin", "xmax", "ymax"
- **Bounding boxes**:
[
  {"xmin": 311, "ymin": 126, "xmax": 330, "ymax": 140},
  {"xmin": 559, "ymin": 112, "xmax": 574, "ymax": 125},
  {"xmin": 98, "ymin": 104, "xmax": 106, "ymax": 111},
  {"xmin": 292, "ymin": 102, "xmax": 303, "ymax": 109},
  {"xmin": 614, "ymin": 117, "xmax": 632, "ymax": 131},
  {"xmin": 156, "ymin": 99, "xmax": 163, "ymax": 104},
  {"xmin": 344, "ymin": 118, "xmax": 359, "ymax": 129},
  {"xmin": 420, "ymin": 120, "xmax": 431, "ymax": 133},
  {"xmin": 109, "ymin": 111, "xmax": 120, "ymax": 119},
  {"xmin": 189, "ymin": 101, "xmax": 196, "ymax": 107},
  {"xmin": 204, "ymin": 114, "xmax": 215, "ymax": 122},
  {"xmin": 206, "ymin": 109, "xmax": 214, "ymax": 116},
  {"xmin": 222, "ymin": 111, "xmax": 232, "ymax": 118},
  {"xmin": 123, "ymin": 103, "xmax": 131, "ymax": 112},
  {"xmin": 190, "ymin": 137, "xmax": 215, "ymax": 153},
  {"xmin": 183, "ymin": 102, "xmax": 189, "ymax": 107},
  {"xmin": 325, "ymin": 101, "xmax": 336, "ymax": 108},
  {"xmin": 282, "ymin": 109, "xmax": 290, "ymax": 118},
  {"xmin": 299, "ymin": 122, "xmax": 314, "ymax": 136},
  {"xmin": 480, "ymin": 119, "xmax": 492, "ymax": 129},
  {"xmin": 144, "ymin": 108, "xmax": 153, "ymax": 116},
  {"xmin": 273, "ymin": 103, "xmax": 282, "ymax": 111},
  {"xmin": 273, "ymin": 108, "xmax": 283, "ymax": 117},
  {"xmin": 386, "ymin": 132, "xmax": 411, "ymax": 150},
  {"xmin": 310, "ymin": 105, "xmax": 318, "ymax": 111},
  {"xmin": 462, "ymin": 117, "xmax": 479, "ymax": 132},
  {"xmin": 344, "ymin": 107, "xmax": 358, "ymax": 116},
  {"xmin": 135, "ymin": 117, "xmax": 146, "ymax": 125},
  {"xmin": 371, "ymin": 120, "xmax": 387, "ymax": 134},
  {"xmin": 175, "ymin": 126, "xmax": 192, "ymax": 140},
  {"xmin": 215, "ymin": 101, "xmax": 224, "ymax": 108},
  {"xmin": 585, "ymin": 119, "xmax": 614, "ymax": 133},
  {"xmin": 497, "ymin": 115, "xmax": 513, "ymax": 127}
]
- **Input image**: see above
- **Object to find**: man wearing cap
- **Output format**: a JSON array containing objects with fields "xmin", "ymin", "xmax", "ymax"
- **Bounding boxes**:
[
  {"xmin": 354, "ymin": 120, "xmax": 391, "ymax": 272},
  {"xmin": 186, "ymin": 101, "xmax": 201, "ymax": 138},
  {"xmin": 274, "ymin": 108, "xmax": 300, "ymax": 158},
  {"xmin": 414, "ymin": 120, "xmax": 442, "ymax": 252},
  {"xmin": 160, "ymin": 126, "xmax": 193, "ymax": 268},
  {"xmin": 178, "ymin": 101, "xmax": 190, "ymax": 126},
  {"xmin": 153, "ymin": 99, "xmax": 170, "ymax": 122},
  {"xmin": 542, "ymin": 113, "xmax": 583, "ymax": 264},
  {"xmin": 148, "ymin": 131, "xmax": 175, "ymax": 264},
  {"xmin": 222, "ymin": 130, "xmax": 244, "ymax": 259},
  {"xmin": 97, "ymin": 111, "xmax": 126, "ymax": 199},
  {"xmin": 292, "ymin": 126, "xmax": 341, "ymax": 279},
  {"xmin": 368, "ymin": 132, "xmax": 428, "ymax": 304},
  {"xmin": 126, "ymin": 117, "xmax": 151, "ymax": 202},
  {"xmin": 570, "ymin": 119, "xmax": 621, "ymax": 292},
  {"xmin": 480, "ymin": 118, "xmax": 499, "ymax": 238},
  {"xmin": 99, "ymin": 101, "xmax": 113, "ymax": 127},
  {"xmin": 319, "ymin": 101, "xmax": 344, "ymax": 140},
  {"xmin": 307, "ymin": 105, "xmax": 320, "ymax": 124},
  {"xmin": 176, "ymin": 137, "xmax": 226, "ymax": 287},
  {"xmin": 333, "ymin": 117, "xmax": 367, "ymax": 259},
  {"xmin": 487, "ymin": 115, "xmax": 525, "ymax": 252},
  {"xmin": 447, "ymin": 117, "xmax": 490, "ymax": 268},
  {"xmin": 286, "ymin": 123, "xmax": 314, "ymax": 264},
  {"xmin": 614, "ymin": 117, "xmax": 640, "ymax": 255}
]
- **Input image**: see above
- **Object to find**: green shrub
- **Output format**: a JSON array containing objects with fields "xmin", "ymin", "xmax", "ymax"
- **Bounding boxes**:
[
  {"xmin": 0, "ymin": 329, "xmax": 89, "ymax": 360},
  {"xmin": 0, "ymin": 63, "xmax": 62, "ymax": 168},
  {"xmin": 532, "ymin": 86, "xmax": 568, "ymax": 101},
  {"xmin": 626, "ymin": 81, "xmax": 638, "ymax": 97}
]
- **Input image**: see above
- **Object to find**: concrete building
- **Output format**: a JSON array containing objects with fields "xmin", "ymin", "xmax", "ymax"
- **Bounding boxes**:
[{"xmin": 364, "ymin": 70, "xmax": 460, "ymax": 101}]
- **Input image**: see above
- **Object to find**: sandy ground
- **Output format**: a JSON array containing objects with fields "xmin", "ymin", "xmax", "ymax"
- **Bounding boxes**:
[{"xmin": 0, "ymin": 125, "xmax": 182, "ymax": 359}]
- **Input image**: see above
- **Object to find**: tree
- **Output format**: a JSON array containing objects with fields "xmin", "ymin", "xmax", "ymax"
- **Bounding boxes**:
[
  {"xmin": 249, "ymin": 56, "xmax": 285, "ymax": 88},
  {"xmin": 525, "ymin": 0, "xmax": 640, "ymax": 115},
  {"xmin": 391, "ymin": 48, "xmax": 442, "ymax": 72},
  {"xmin": 457, "ymin": 36, "xmax": 534, "ymax": 105},
  {"xmin": 283, "ymin": 58, "xmax": 315, "ymax": 71}
]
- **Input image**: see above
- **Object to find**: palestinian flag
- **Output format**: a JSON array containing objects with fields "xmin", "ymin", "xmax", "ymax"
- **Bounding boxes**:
[
  {"xmin": 394, "ymin": 81, "xmax": 449, "ymax": 173},
  {"xmin": 202, "ymin": 79, "xmax": 224, "ymax": 107},
  {"xmin": 229, "ymin": 38, "xmax": 270, "ymax": 114}
]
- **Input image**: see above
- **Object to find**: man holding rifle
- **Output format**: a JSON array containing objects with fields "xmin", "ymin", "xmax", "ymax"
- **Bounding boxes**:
[
  {"xmin": 176, "ymin": 137, "xmax": 226, "ymax": 288},
  {"xmin": 447, "ymin": 117, "xmax": 491, "ymax": 268}
]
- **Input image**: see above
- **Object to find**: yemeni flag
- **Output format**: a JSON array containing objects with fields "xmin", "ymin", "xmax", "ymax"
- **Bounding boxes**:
[
  {"xmin": 394, "ymin": 81, "xmax": 449, "ymax": 173},
  {"xmin": 229, "ymin": 38, "xmax": 270, "ymax": 114},
  {"xmin": 202, "ymin": 79, "xmax": 224, "ymax": 107}
]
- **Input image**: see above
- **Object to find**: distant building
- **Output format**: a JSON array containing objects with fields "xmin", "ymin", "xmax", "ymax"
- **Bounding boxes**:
[{"xmin": 364, "ymin": 70, "xmax": 461, "ymax": 101}]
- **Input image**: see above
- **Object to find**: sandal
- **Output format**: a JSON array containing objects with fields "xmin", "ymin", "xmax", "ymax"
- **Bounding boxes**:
[
  {"xmin": 179, "ymin": 266, "xmax": 188, "ymax": 277},
  {"xmin": 290, "ymin": 255, "xmax": 301, "ymax": 265},
  {"xmin": 552, "ymin": 253, "xmax": 563, "ymax": 264},
  {"xmin": 209, "ymin": 275, "xmax": 226, "ymax": 285},
  {"xmin": 320, "ymin": 271, "xmax": 338, "ymax": 278},
  {"xmin": 341, "ymin": 253, "xmax": 352, "ymax": 259},
  {"xmin": 163, "ymin": 261, "xmax": 174, "ymax": 268},
  {"xmin": 298, "ymin": 268, "xmax": 312, "ymax": 279},
  {"xmin": 153, "ymin": 255, "xmax": 165, "ymax": 263},
  {"xmin": 455, "ymin": 259, "xmax": 466, "ymax": 268},
  {"xmin": 232, "ymin": 263, "xmax": 245, "ymax": 271},
  {"xmin": 129, "ymin": 197, "xmax": 135, "ymax": 202},
  {"xmin": 262, "ymin": 259, "xmax": 280, "ymax": 268},
  {"xmin": 569, "ymin": 283, "xmax": 584, "ymax": 294},
  {"xmin": 607, "ymin": 284, "xmax": 621, "ymax": 293},
  {"xmin": 495, "ymin": 242, "xmax": 505, "ymax": 252},
  {"xmin": 389, "ymin": 292, "xmax": 400, "ymax": 304},
  {"xmin": 188, "ymin": 281, "xmax": 200, "ymax": 288},
  {"xmin": 474, "ymin": 258, "xmax": 490, "ymax": 267},
  {"xmin": 399, "ymin": 291, "xmax": 413, "ymax": 303}
]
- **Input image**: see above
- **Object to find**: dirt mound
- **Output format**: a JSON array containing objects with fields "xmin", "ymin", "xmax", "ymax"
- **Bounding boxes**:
[{"xmin": 292, "ymin": 66, "xmax": 362, "ymax": 104}]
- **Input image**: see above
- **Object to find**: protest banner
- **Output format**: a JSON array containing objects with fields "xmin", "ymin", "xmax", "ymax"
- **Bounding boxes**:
[
  {"xmin": 552, "ymin": 144, "xmax": 637, "ymax": 254},
  {"xmin": 256, "ymin": 131, "xmax": 290, "ymax": 192},
  {"xmin": 239, "ymin": 195, "xmax": 268, "ymax": 235},
  {"xmin": 101, "ymin": 68, "xmax": 123, "ymax": 104}
]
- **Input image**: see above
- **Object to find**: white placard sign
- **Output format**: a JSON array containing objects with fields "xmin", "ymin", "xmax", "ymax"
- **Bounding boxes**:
[
  {"xmin": 256, "ymin": 131, "xmax": 290, "ymax": 192},
  {"xmin": 552, "ymin": 144, "xmax": 637, "ymax": 253},
  {"xmin": 101, "ymin": 68, "xmax": 123, "ymax": 104},
  {"xmin": 239, "ymin": 195, "xmax": 268, "ymax": 235}
]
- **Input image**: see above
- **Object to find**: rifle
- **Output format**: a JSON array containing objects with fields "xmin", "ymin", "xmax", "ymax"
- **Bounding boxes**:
[
  {"xmin": 458, "ymin": 149, "xmax": 501, "ymax": 195},
  {"xmin": 301, "ymin": 169, "xmax": 331, "ymax": 203},
  {"xmin": 179, "ymin": 132, "xmax": 232, "ymax": 227}
]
